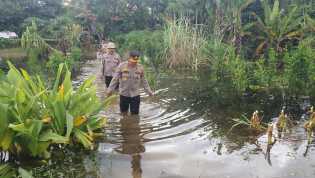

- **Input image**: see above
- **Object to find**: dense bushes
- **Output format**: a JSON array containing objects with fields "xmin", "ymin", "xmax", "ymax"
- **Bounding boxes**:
[
  {"xmin": 208, "ymin": 40, "xmax": 315, "ymax": 95},
  {"xmin": 158, "ymin": 16, "xmax": 315, "ymax": 96},
  {"xmin": 113, "ymin": 30, "xmax": 165, "ymax": 68},
  {"xmin": 46, "ymin": 47, "xmax": 82, "ymax": 75}
]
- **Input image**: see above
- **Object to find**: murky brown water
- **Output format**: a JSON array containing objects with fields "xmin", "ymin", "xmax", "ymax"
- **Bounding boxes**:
[{"xmin": 34, "ymin": 59, "xmax": 315, "ymax": 178}]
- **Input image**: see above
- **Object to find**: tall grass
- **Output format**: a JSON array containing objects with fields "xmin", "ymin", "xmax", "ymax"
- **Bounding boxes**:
[{"xmin": 163, "ymin": 18, "xmax": 208, "ymax": 71}]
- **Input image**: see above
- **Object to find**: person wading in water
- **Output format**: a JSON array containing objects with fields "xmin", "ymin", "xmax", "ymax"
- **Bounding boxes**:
[
  {"xmin": 101, "ymin": 42, "xmax": 121, "ymax": 88},
  {"xmin": 107, "ymin": 50, "xmax": 153, "ymax": 115}
]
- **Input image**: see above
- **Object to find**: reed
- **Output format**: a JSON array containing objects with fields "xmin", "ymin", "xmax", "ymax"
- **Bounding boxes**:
[
  {"xmin": 304, "ymin": 107, "xmax": 315, "ymax": 144},
  {"xmin": 230, "ymin": 111, "xmax": 266, "ymax": 133},
  {"xmin": 163, "ymin": 18, "xmax": 208, "ymax": 71},
  {"xmin": 267, "ymin": 123, "xmax": 274, "ymax": 145},
  {"xmin": 250, "ymin": 110, "xmax": 262, "ymax": 130},
  {"xmin": 276, "ymin": 110, "xmax": 288, "ymax": 131}
]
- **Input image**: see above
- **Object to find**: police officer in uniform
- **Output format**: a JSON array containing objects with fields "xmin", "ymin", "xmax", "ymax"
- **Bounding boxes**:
[
  {"xmin": 107, "ymin": 50, "xmax": 153, "ymax": 115},
  {"xmin": 101, "ymin": 42, "xmax": 121, "ymax": 88}
]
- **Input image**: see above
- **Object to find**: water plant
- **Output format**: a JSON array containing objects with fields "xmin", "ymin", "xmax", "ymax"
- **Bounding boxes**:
[
  {"xmin": 0, "ymin": 62, "xmax": 110, "ymax": 161},
  {"xmin": 267, "ymin": 123, "xmax": 275, "ymax": 145},
  {"xmin": 304, "ymin": 107, "xmax": 315, "ymax": 144},
  {"xmin": 230, "ymin": 111, "xmax": 266, "ymax": 133},
  {"xmin": 250, "ymin": 110, "xmax": 263, "ymax": 130},
  {"xmin": 265, "ymin": 123, "xmax": 276, "ymax": 165},
  {"xmin": 276, "ymin": 109, "xmax": 290, "ymax": 133}
]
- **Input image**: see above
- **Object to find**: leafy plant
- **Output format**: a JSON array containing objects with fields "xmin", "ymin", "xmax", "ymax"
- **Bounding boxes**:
[
  {"xmin": 230, "ymin": 111, "xmax": 266, "ymax": 133},
  {"xmin": 0, "ymin": 164, "xmax": 16, "ymax": 178},
  {"xmin": 227, "ymin": 55, "xmax": 250, "ymax": 91},
  {"xmin": 114, "ymin": 30, "xmax": 165, "ymax": 70},
  {"xmin": 252, "ymin": 0, "xmax": 305, "ymax": 56},
  {"xmin": 0, "ymin": 164, "xmax": 34, "ymax": 178},
  {"xmin": 304, "ymin": 107, "xmax": 315, "ymax": 144},
  {"xmin": 65, "ymin": 24, "xmax": 82, "ymax": 48},
  {"xmin": 0, "ymin": 62, "xmax": 111, "ymax": 160},
  {"xmin": 0, "ymin": 39, "xmax": 20, "ymax": 49},
  {"xmin": 70, "ymin": 47, "xmax": 82, "ymax": 62},
  {"xmin": 276, "ymin": 110, "xmax": 286, "ymax": 129},
  {"xmin": 266, "ymin": 123, "xmax": 277, "ymax": 145},
  {"xmin": 21, "ymin": 20, "xmax": 52, "ymax": 53},
  {"xmin": 276, "ymin": 110, "xmax": 292, "ymax": 137},
  {"xmin": 284, "ymin": 40, "xmax": 315, "ymax": 95},
  {"xmin": 46, "ymin": 51, "xmax": 73, "ymax": 75},
  {"xmin": 250, "ymin": 110, "xmax": 264, "ymax": 130},
  {"xmin": 46, "ymin": 51, "xmax": 66, "ymax": 71}
]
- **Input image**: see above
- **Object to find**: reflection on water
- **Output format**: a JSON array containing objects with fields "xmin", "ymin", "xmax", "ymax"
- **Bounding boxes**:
[
  {"xmin": 33, "ymin": 60, "xmax": 315, "ymax": 178},
  {"xmin": 116, "ymin": 116, "xmax": 144, "ymax": 178},
  {"xmin": 265, "ymin": 144, "xmax": 274, "ymax": 166}
]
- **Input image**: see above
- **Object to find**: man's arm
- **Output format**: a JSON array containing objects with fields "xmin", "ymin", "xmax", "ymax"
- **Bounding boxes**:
[
  {"xmin": 117, "ymin": 54, "xmax": 122, "ymax": 64},
  {"xmin": 101, "ymin": 57, "xmax": 105, "ymax": 76},
  {"xmin": 107, "ymin": 67, "xmax": 121, "ymax": 95}
]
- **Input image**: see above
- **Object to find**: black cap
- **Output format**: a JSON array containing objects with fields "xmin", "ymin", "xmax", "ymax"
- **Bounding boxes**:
[{"xmin": 129, "ymin": 50, "xmax": 141, "ymax": 57}]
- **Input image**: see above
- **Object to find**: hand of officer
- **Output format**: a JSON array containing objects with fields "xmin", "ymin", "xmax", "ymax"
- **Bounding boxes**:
[
  {"xmin": 106, "ymin": 90, "xmax": 113, "ymax": 97},
  {"xmin": 148, "ymin": 91, "xmax": 154, "ymax": 97}
]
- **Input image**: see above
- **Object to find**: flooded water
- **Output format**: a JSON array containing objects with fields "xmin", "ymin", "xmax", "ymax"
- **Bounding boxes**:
[{"xmin": 34, "ymin": 59, "xmax": 315, "ymax": 178}]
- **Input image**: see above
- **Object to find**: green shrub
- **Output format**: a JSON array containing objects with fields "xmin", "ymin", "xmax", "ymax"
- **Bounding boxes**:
[
  {"xmin": 203, "ymin": 40, "xmax": 237, "ymax": 81},
  {"xmin": 70, "ymin": 47, "xmax": 82, "ymax": 62},
  {"xmin": 0, "ymin": 62, "xmax": 111, "ymax": 160},
  {"xmin": 228, "ymin": 56, "xmax": 250, "ymax": 92},
  {"xmin": 114, "ymin": 30, "xmax": 165, "ymax": 69},
  {"xmin": 46, "ymin": 51, "xmax": 73, "ymax": 75},
  {"xmin": 26, "ymin": 49, "xmax": 45, "ymax": 75},
  {"xmin": 284, "ymin": 40, "xmax": 315, "ymax": 95},
  {"xmin": 0, "ymin": 39, "xmax": 20, "ymax": 49},
  {"xmin": 252, "ymin": 49, "xmax": 280, "ymax": 90},
  {"xmin": 253, "ymin": 59, "xmax": 274, "ymax": 89}
]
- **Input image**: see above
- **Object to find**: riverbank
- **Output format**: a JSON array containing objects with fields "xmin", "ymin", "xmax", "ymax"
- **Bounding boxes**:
[{"xmin": 0, "ymin": 48, "xmax": 27, "ymax": 60}]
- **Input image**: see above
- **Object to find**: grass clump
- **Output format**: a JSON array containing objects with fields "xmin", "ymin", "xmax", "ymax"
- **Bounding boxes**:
[{"xmin": 163, "ymin": 18, "xmax": 208, "ymax": 71}]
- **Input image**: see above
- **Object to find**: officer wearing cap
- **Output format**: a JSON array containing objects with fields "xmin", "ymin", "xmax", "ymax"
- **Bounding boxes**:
[
  {"xmin": 107, "ymin": 50, "xmax": 153, "ymax": 115},
  {"xmin": 101, "ymin": 42, "xmax": 121, "ymax": 87}
]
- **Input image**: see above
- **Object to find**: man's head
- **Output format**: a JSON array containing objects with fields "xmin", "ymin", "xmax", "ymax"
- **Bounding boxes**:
[
  {"xmin": 128, "ymin": 50, "xmax": 140, "ymax": 66},
  {"xmin": 107, "ymin": 42, "xmax": 116, "ymax": 54}
]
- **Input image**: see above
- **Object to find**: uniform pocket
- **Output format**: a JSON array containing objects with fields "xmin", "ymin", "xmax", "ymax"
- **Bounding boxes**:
[
  {"xmin": 135, "ymin": 71, "xmax": 142, "ymax": 80},
  {"xmin": 122, "ymin": 71, "xmax": 129, "ymax": 81}
]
